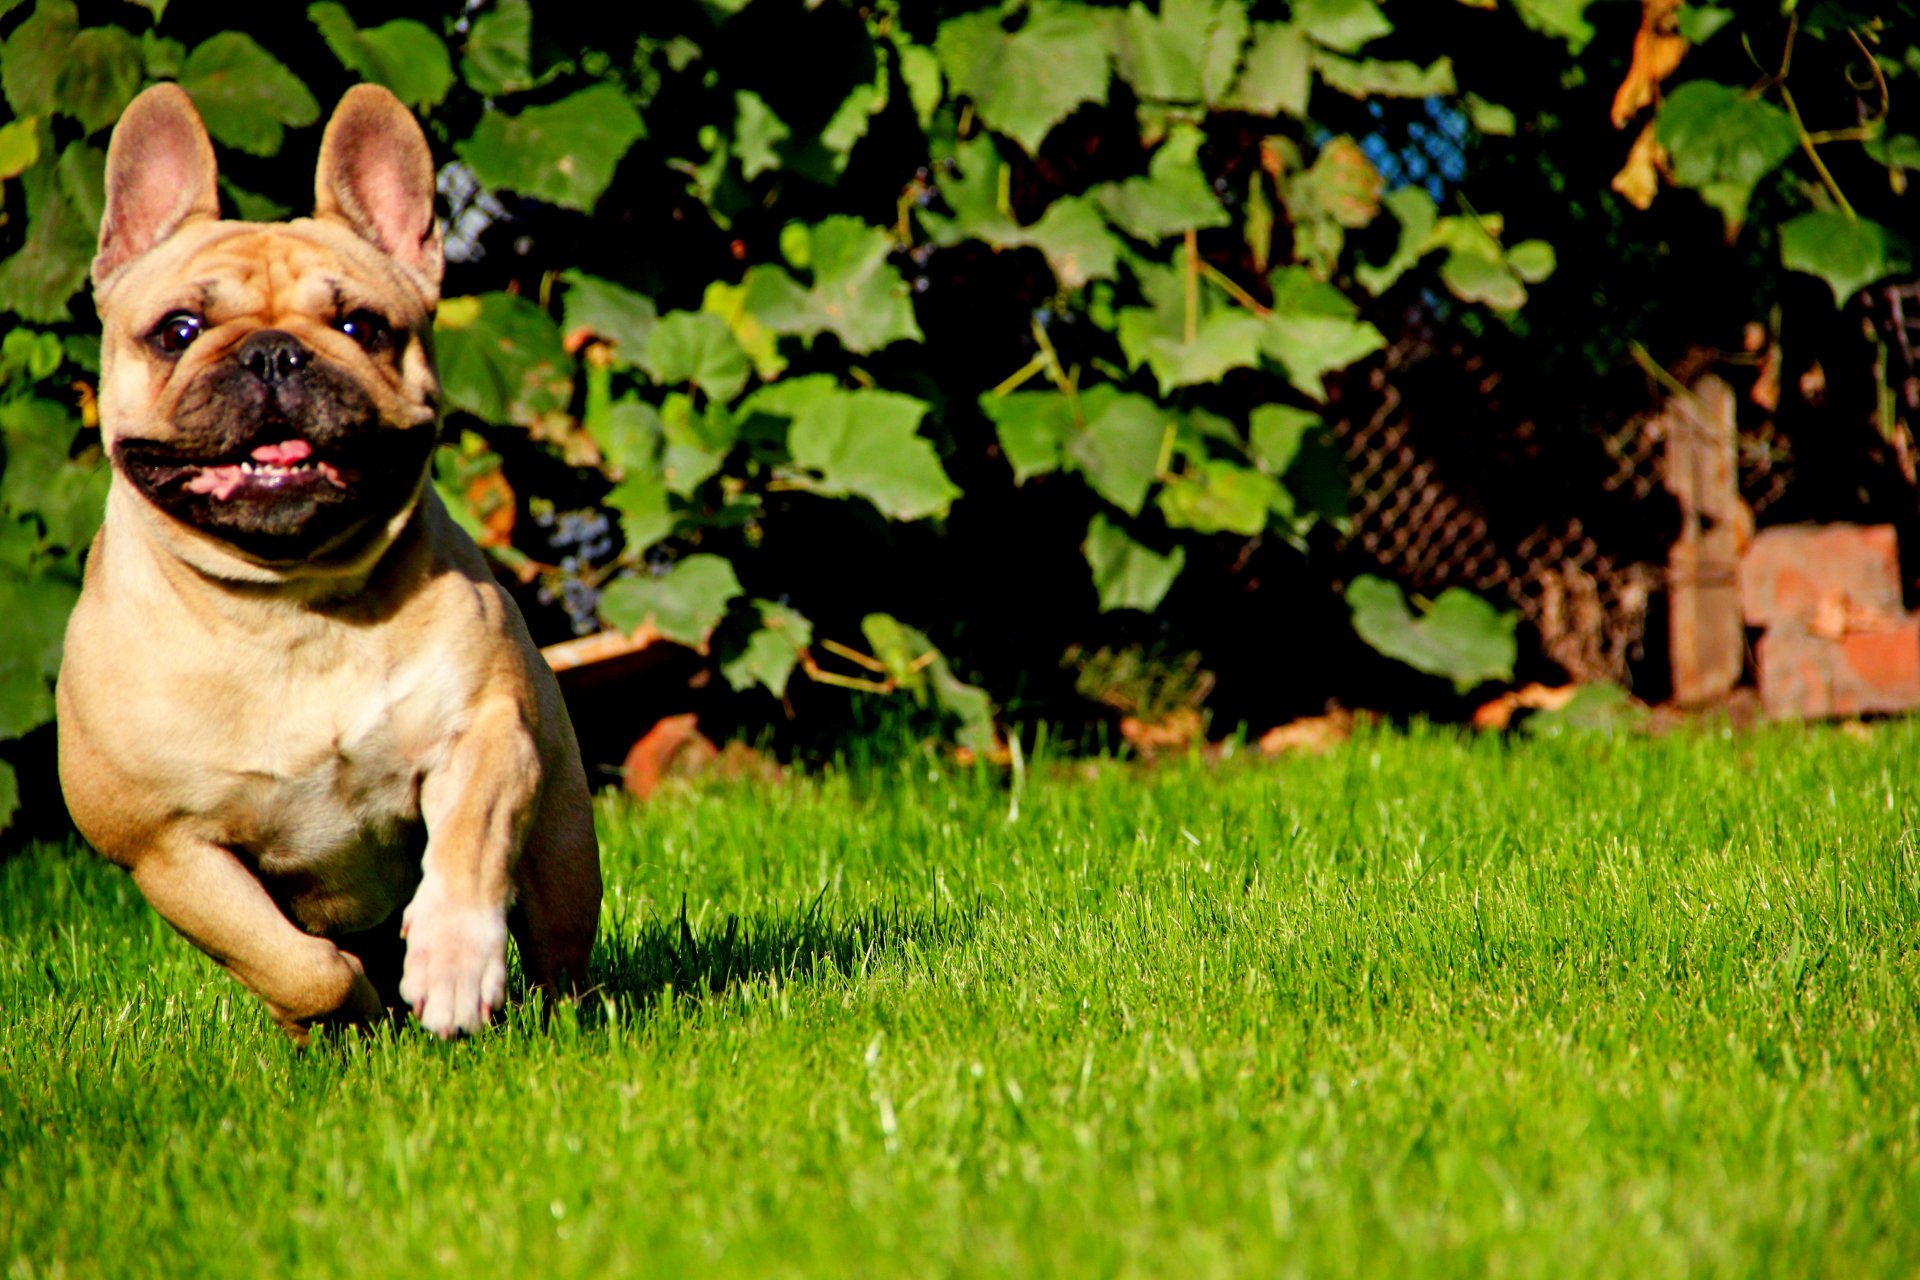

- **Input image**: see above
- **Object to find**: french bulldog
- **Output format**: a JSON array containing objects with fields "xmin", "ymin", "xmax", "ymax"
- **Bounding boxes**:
[{"xmin": 56, "ymin": 83, "xmax": 602, "ymax": 1041}]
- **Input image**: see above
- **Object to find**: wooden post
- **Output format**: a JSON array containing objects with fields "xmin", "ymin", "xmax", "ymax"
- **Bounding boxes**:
[{"xmin": 1661, "ymin": 374, "xmax": 1746, "ymax": 706}]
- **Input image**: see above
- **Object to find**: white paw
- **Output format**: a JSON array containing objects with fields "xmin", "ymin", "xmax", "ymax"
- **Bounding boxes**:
[{"xmin": 398, "ymin": 896, "xmax": 508, "ymax": 1039}]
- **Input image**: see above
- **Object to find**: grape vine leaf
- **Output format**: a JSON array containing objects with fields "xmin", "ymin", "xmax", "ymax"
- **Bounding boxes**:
[
  {"xmin": 457, "ymin": 83, "xmax": 644, "ymax": 212},
  {"xmin": 56, "ymin": 26, "xmax": 143, "ymax": 135},
  {"xmin": 1225, "ymin": 22, "xmax": 1311, "ymax": 116},
  {"xmin": 1065, "ymin": 387, "xmax": 1167, "ymax": 516},
  {"xmin": 861, "ymin": 613, "xmax": 999, "ymax": 755},
  {"xmin": 980, "ymin": 389, "xmax": 1076, "ymax": 482},
  {"xmin": 1, "ymin": 0, "xmax": 76, "ymax": 119},
  {"xmin": 178, "ymin": 33, "xmax": 320, "ymax": 157},
  {"xmin": 309, "ymin": 5, "xmax": 454, "ymax": 109},
  {"xmin": 1085, "ymin": 514, "xmax": 1185, "ymax": 612},
  {"xmin": 788, "ymin": 389, "xmax": 958, "ymax": 520},
  {"xmin": 599, "ymin": 555, "xmax": 742, "ymax": 650},
  {"xmin": 1779, "ymin": 211, "xmax": 1911, "ymax": 305},
  {"xmin": 1655, "ymin": 81, "xmax": 1796, "ymax": 235},
  {"xmin": 721, "ymin": 599, "xmax": 813, "ymax": 697},
  {"xmin": 920, "ymin": 138, "xmax": 1121, "ymax": 289},
  {"xmin": 642, "ymin": 311, "xmax": 751, "ymax": 403},
  {"xmin": 1107, "ymin": 0, "xmax": 1248, "ymax": 104},
  {"xmin": 1346, "ymin": 575, "xmax": 1516, "ymax": 693},
  {"xmin": 560, "ymin": 270, "xmax": 658, "ymax": 365},
  {"xmin": 934, "ymin": 6, "xmax": 1112, "ymax": 155},
  {"xmin": 434, "ymin": 292, "xmax": 572, "ymax": 426},
  {"xmin": 1093, "ymin": 124, "xmax": 1231, "ymax": 243},
  {"xmin": 460, "ymin": 0, "xmax": 536, "ymax": 97},
  {"xmin": 1155, "ymin": 459, "xmax": 1280, "ymax": 535},
  {"xmin": 1259, "ymin": 267, "xmax": 1386, "ymax": 400},
  {"xmin": 740, "ymin": 217, "xmax": 923, "ymax": 353},
  {"xmin": 1293, "ymin": 0, "xmax": 1392, "ymax": 53}
]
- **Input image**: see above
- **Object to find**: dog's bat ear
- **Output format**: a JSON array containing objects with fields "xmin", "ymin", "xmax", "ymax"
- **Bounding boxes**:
[
  {"xmin": 93, "ymin": 84, "xmax": 220, "ymax": 293},
  {"xmin": 314, "ymin": 85, "xmax": 443, "ymax": 298}
]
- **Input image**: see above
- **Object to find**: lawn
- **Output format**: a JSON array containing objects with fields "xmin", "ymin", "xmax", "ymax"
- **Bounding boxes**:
[{"xmin": 3, "ymin": 721, "xmax": 1918, "ymax": 1278}]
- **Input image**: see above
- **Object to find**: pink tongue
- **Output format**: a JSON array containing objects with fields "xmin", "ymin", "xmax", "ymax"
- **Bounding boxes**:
[
  {"xmin": 185, "ymin": 465, "xmax": 246, "ymax": 500},
  {"xmin": 251, "ymin": 440, "xmax": 312, "ymax": 465}
]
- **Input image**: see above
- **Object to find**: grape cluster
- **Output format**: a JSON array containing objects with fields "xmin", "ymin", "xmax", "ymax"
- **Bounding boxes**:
[{"xmin": 533, "ymin": 507, "xmax": 617, "ymax": 635}]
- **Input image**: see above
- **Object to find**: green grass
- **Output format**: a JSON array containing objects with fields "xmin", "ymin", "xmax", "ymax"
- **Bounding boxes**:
[{"xmin": 4, "ymin": 721, "xmax": 1919, "ymax": 1278}]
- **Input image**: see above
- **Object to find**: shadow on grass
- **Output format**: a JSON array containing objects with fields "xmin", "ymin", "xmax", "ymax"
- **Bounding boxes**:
[{"xmin": 572, "ymin": 889, "xmax": 981, "ymax": 1022}]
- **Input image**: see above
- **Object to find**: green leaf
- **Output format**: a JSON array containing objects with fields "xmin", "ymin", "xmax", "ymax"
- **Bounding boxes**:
[
  {"xmin": 1085, "ymin": 515, "xmax": 1185, "ymax": 612},
  {"xmin": 0, "ymin": 397, "xmax": 105, "ymax": 554},
  {"xmin": 659, "ymin": 393, "xmax": 737, "ymax": 496},
  {"xmin": 1118, "ymin": 308, "xmax": 1266, "ymax": 394},
  {"xmin": 461, "ymin": 0, "xmax": 536, "ymax": 97},
  {"xmin": 0, "ymin": 549, "xmax": 80, "ymax": 740},
  {"xmin": 1512, "ymin": 0, "xmax": 1595, "ymax": 52},
  {"xmin": 309, "ymin": 4, "xmax": 455, "ymax": 109},
  {"xmin": 789, "ymin": 389, "xmax": 958, "ymax": 521},
  {"xmin": 220, "ymin": 179, "xmax": 290, "ymax": 222},
  {"xmin": 734, "ymin": 90, "xmax": 790, "ymax": 181},
  {"xmin": 1248, "ymin": 404, "xmax": 1321, "ymax": 474},
  {"xmin": 1440, "ymin": 250, "xmax": 1526, "ymax": 309},
  {"xmin": 179, "ymin": 33, "xmax": 321, "ymax": 157},
  {"xmin": 1156, "ymin": 459, "xmax": 1279, "ymax": 535},
  {"xmin": 860, "ymin": 613, "xmax": 999, "ymax": 754},
  {"xmin": 0, "ymin": 759, "xmax": 16, "ymax": 834},
  {"xmin": 1464, "ymin": 93, "xmax": 1516, "ymax": 137},
  {"xmin": 1313, "ymin": 53, "xmax": 1455, "ymax": 99},
  {"xmin": 0, "ymin": 154, "xmax": 94, "ymax": 324},
  {"xmin": 934, "ymin": 6, "xmax": 1111, "ymax": 155},
  {"xmin": 1355, "ymin": 185, "xmax": 1438, "ymax": 295},
  {"xmin": 703, "ymin": 280, "xmax": 785, "ymax": 382},
  {"xmin": 642, "ymin": 311, "xmax": 751, "ymax": 403},
  {"xmin": 0, "ymin": 118, "xmax": 39, "ymax": 180},
  {"xmin": 1294, "ymin": 0, "xmax": 1392, "ymax": 53},
  {"xmin": 1507, "ymin": 239, "xmax": 1556, "ymax": 283},
  {"xmin": 1, "ymin": 0, "xmax": 75, "ymax": 119},
  {"xmin": 560, "ymin": 271, "xmax": 658, "ymax": 363},
  {"xmin": 599, "ymin": 555, "xmax": 742, "ymax": 650},
  {"xmin": 897, "ymin": 42, "xmax": 942, "ymax": 127},
  {"xmin": 920, "ymin": 138, "xmax": 1121, "ymax": 290},
  {"xmin": 1065, "ymin": 387, "xmax": 1166, "ymax": 517},
  {"xmin": 981, "ymin": 390, "xmax": 1076, "ymax": 482},
  {"xmin": 1780, "ymin": 212, "xmax": 1911, "ymax": 305},
  {"xmin": 433, "ymin": 292, "xmax": 572, "ymax": 426},
  {"xmin": 141, "ymin": 31, "xmax": 184, "ymax": 80},
  {"xmin": 721, "ymin": 600, "xmax": 813, "ymax": 697},
  {"xmin": 1655, "ymin": 81, "xmax": 1797, "ymax": 234},
  {"xmin": 1259, "ymin": 268, "xmax": 1386, "ymax": 400},
  {"xmin": 1346, "ymin": 575, "xmax": 1516, "ymax": 693},
  {"xmin": 1226, "ymin": 22, "xmax": 1310, "ymax": 116},
  {"xmin": 457, "ymin": 83, "xmax": 645, "ymax": 212},
  {"xmin": 591, "ymin": 395, "xmax": 664, "ymax": 478},
  {"xmin": 55, "ymin": 26, "xmax": 143, "ymax": 135},
  {"xmin": 606, "ymin": 472, "xmax": 673, "ymax": 554},
  {"xmin": 1108, "ymin": 0, "xmax": 1246, "ymax": 104},
  {"xmin": 740, "ymin": 217, "xmax": 922, "ymax": 354},
  {"xmin": 1093, "ymin": 124, "xmax": 1231, "ymax": 242}
]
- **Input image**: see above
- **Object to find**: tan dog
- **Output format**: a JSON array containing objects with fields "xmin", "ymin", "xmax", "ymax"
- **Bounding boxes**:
[{"xmin": 56, "ymin": 83, "xmax": 601, "ymax": 1041}]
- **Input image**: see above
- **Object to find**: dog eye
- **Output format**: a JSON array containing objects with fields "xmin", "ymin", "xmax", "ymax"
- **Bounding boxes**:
[
  {"xmin": 335, "ymin": 309, "xmax": 390, "ymax": 351},
  {"xmin": 153, "ymin": 312, "xmax": 203, "ymax": 355}
]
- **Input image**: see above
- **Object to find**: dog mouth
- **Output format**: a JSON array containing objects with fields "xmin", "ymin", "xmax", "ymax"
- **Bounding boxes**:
[{"xmin": 175, "ymin": 437, "xmax": 348, "ymax": 501}]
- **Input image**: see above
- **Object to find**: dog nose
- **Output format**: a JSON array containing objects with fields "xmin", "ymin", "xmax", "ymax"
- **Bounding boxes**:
[{"xmin": 236, "ymin": 330, "xmax": 312, "ymax": 384}]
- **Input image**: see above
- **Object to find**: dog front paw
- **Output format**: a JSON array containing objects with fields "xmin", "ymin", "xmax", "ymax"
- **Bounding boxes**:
[{"xmin": 398, "ymin": 897, "xmax": 508, "ymax": 1038}]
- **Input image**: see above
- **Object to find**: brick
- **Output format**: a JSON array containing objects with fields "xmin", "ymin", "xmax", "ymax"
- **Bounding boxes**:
[
  {"xmin": 1755, "ymin": 616, "xmax": 1920, "ymax": 719},
  {"xmin": 1741, "ymin": 524, "xmax": 1904, "ymax": 630}
]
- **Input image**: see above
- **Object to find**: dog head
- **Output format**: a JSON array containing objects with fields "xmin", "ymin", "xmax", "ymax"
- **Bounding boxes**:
[{"xmin": 93, "ymin": 83, "xmax": 443, "ymax": 575}]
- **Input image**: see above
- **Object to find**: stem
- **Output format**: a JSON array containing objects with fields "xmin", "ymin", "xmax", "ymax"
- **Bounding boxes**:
[
  {"xmin": 1199, "ymin": 261, "xmax": 1272, "ymax": 317},
  {"xmin": 1781, "ymin": 85, "xmax": 1856, "ymax": 220},
  {"xmin": 987, "ymin": 352, "xmax": 1049, "ymax": 398},
  {"xmin": 1183, "ymin": 228, "xmax": 1200, "ymax": 346}
]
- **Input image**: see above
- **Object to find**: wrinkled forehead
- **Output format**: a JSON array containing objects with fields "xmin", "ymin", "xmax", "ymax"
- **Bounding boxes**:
[{"xmin": 104, "ymin": 220, "xmax": 429, "ymax": 325}]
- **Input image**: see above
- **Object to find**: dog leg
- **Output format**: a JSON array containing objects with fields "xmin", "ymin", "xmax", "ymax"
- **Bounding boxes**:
[
  {"xmin": 130, "ymin": 837, "xmax": 385, "ymax": 1042},
  {"xmin": 400, "ymin": 699, "xmax": 538, "ymax": 1038},
  {"xmin": 509, "ymin": 772, "xmax": 601, "ymax": 1004}
]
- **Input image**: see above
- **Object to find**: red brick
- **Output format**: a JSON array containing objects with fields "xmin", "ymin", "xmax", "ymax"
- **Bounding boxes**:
[
  {"xmin": 1756, "ymin": 616, "xmax": 1920, "ymax": 719},
  {"xmin": 1740, "ymin": 524, "xmax": 1904, "ymax": 630}
]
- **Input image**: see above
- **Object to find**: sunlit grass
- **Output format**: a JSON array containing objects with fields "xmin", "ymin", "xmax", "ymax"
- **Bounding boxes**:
[{"xmin": 4, "ymin": 720, "xmax": 1918, "ymax": 1277}]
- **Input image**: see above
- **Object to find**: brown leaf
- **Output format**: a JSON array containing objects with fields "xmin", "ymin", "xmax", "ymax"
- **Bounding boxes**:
[
  {"xmin": 1611, "ymin": 121, "xmax": 1666, "ymax": 211},
  {"xmin": 622, "ymin": 713, "xmax": 719, "ymax": 800},
  {"xmin": 465, "ymin": 469, "xmax": 516, "ymax": 548},
  {"xmin": 1610, "ymin": 0, "xmax": 1687, "ymax": 130},
  {"xmin": 1257, "ymin": 709, "xmax": 1353, "ymax": 756},
  {"xmin": 1470, "ymin": 683, "xmax": 1579, "ymax": 732}
]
